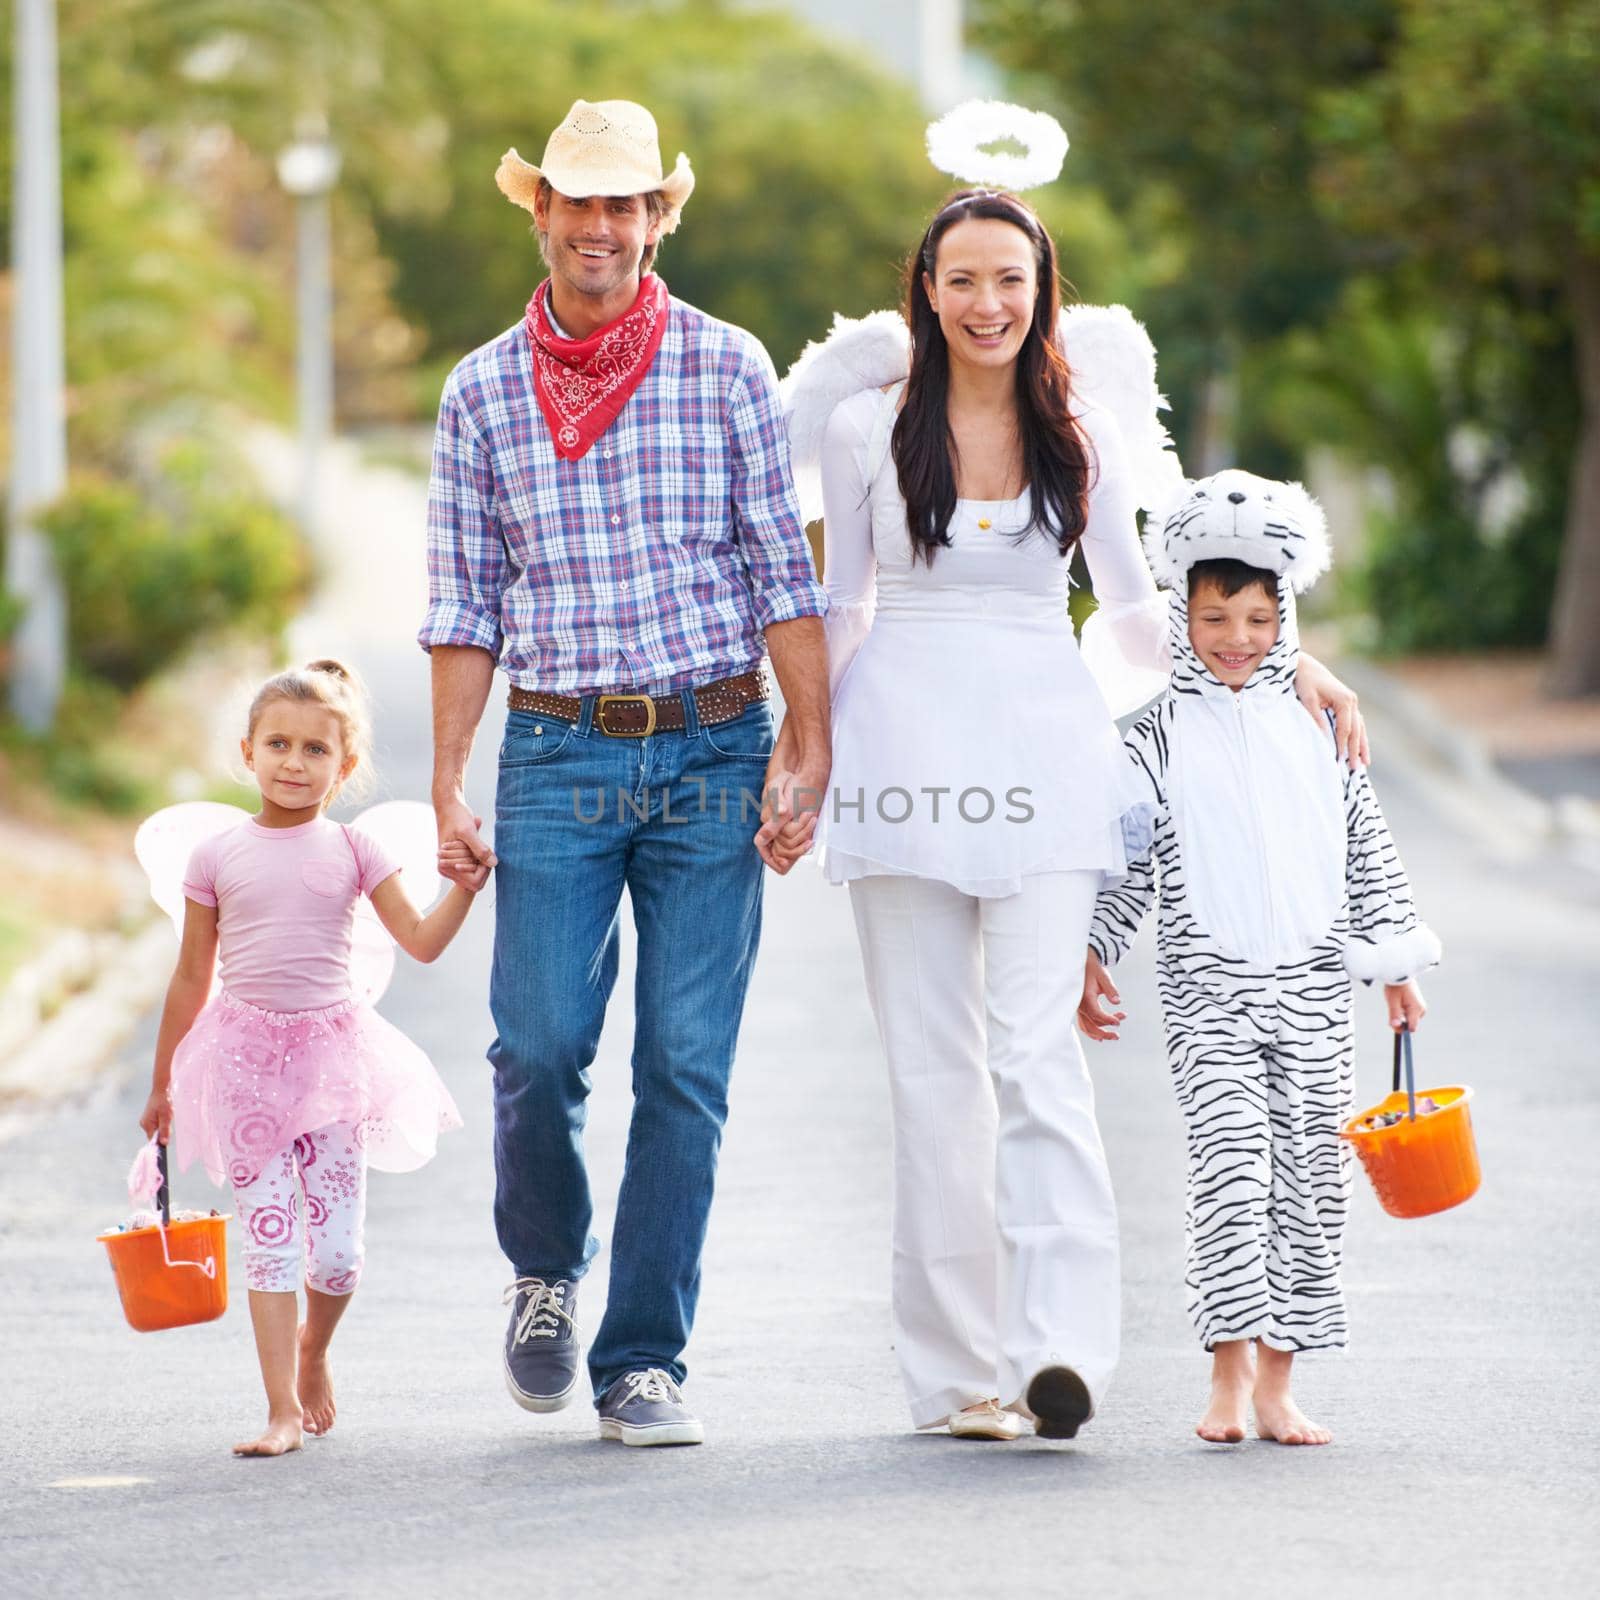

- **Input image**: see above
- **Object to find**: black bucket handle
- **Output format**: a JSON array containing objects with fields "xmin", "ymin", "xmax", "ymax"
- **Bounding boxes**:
[{"xmin": 1388, "ymin": 1030, "xmax": 1414, "ymax": 1120}]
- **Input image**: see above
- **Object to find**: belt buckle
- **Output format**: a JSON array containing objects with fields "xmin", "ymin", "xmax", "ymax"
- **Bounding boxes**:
[{"xmin": 595, "ymin": 693, "xmax": 657, "ymax": 738}]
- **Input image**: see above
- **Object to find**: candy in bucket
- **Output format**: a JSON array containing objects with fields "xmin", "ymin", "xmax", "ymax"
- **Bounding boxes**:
[{"xmin": 1340, "ymin": 1027, "xmax": 1480, "ymax": 1220}]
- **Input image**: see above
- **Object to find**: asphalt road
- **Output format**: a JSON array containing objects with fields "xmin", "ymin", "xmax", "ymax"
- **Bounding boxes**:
[{"xmin": 4, "ymin": 439, "xmax": 1597, "ymax": 1599}]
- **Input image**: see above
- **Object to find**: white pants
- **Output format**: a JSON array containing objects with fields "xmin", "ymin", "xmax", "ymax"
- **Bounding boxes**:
[
  {"xmin": 231, "ymin": 1123, "xmax": 368, "ymax": 1296},
  {"xmin": 850, "ymin": 870, "xmax": 1120, "ymax": 1428}
]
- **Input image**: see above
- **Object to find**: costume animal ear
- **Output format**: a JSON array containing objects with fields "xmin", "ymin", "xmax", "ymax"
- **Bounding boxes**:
[
  {"xmin": 1140, "ymin": 477, "xmax": 1197, "ymax": 592},
  {"xmin": 1273, "ymin": 479, "xmax": 1332, "ymax": 592}
]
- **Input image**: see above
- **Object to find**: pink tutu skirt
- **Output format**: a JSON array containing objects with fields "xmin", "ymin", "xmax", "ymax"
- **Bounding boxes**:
[{"xmin": 170, "ymin": 989, "xmax": 463, "ymax": 1187}]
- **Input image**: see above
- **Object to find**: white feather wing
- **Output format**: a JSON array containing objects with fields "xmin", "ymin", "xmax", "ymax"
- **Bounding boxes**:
[
  {"xmin": 780, "ymin": 311, "xmax": 910, "ymax": 525},
  {"xmin": 1059, "ymin": 304, "xmax": 1185, "ymax": 516},
  {"xmin": 779, "ymin": 302, "xmax": 1185, "ymax": 531}
]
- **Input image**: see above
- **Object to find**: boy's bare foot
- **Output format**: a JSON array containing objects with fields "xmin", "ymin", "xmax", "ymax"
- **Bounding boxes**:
[
  {"xmin": 1196, "ymin": 1340, "xmax": 1253, "ymax": 1443},
  {"xmin": 1252, "ymin": 1343, "xmax": 1330, "ymax": 1444},
  {"xmin": 1253, "ymin": 1393, "xmax": 1332, "ymax": 1446},
  {"xmin": 1196, "ymin": 1376, "xmax": 1251, "ymax": 1442},
  {"xmin": 298, "ymin": 1324, "xmax": 337, "ymax": 1437},
  {"xmin": 233, "ymin": 1411, "xmax": 303, "ymax": 1457}
]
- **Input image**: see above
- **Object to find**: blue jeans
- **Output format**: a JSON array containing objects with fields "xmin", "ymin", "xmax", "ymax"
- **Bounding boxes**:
[{"xmin": 488, "ymin": 693, "xmax": 772, "ymax": 1398}]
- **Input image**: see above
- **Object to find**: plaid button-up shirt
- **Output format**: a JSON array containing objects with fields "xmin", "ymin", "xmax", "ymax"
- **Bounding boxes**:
[{"xmin": 418, "ymin": 296, "xmax": 827, "ymax": 696}]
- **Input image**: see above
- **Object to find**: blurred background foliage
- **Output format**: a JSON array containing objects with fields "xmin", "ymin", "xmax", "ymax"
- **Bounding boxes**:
[
  {"xmin": 1, "ymin": 0, "xmax": 1597, "ymax": 699},
  {"xmin": 982, "ymin": 0, "xmax": 1600, "ymax": 679}
]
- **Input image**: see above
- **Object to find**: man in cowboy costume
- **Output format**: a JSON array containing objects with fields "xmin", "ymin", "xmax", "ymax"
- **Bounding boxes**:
[{"xmin": 420, "ymin": 99, "xmax": 830, "ymax": 1446}]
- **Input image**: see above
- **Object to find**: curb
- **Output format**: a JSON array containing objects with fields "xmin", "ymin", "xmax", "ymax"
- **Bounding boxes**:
[
  {"xmin": 0, "ymin": 921, "xmax": 173, "ymax": 1121},
  {"xmin": 1336, "ymin": 656, "xmax": 1600, "ymax": 876}
]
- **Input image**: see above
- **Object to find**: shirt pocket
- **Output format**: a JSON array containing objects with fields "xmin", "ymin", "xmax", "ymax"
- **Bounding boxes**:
[
  {"xmin": 651, "ymin": 426, "xmax": 730, "ymax": 516},
  {"xmin": 300, "ymin": 857, "xmax": 358, "ymax": 899}
]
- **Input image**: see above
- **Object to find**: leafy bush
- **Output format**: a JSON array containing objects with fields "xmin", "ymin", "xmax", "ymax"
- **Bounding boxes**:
[
  {"xmin": 39, "ymin": 469, "xmax": 309, "ymax": 689},
  {"xmin": 1266, "ymin": 281, "xmax": 1573, "ymax": 652}
]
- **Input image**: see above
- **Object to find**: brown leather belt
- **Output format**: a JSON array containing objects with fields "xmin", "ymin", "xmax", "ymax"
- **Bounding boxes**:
[{"xmin": 507, "ymin": 668, "xmax": 768, "ymax": 738}]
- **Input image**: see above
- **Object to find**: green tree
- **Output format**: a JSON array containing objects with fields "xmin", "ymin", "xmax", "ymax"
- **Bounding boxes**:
[
  {"xmin": 1314, "ymin": 0, "xmax": 1600, "ymax": 692},
  {"xmin": 363, "ymin": 0, "xmax": 948, "ymax": 376},
  {"xmin": 977, "ymin": 0, "xmax": 1394, "ymax": 466}
]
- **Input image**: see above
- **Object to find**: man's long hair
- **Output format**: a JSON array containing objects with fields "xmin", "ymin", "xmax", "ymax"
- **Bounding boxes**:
[{"xmin": 893, "ymin": 189, "xmax": 1093, "ymax": 563}]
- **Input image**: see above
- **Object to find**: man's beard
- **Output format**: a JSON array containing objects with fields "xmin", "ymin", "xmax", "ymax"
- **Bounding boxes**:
[{"xmin": 539, "ymin": 233, "xmax": 644, "ymax": 300}]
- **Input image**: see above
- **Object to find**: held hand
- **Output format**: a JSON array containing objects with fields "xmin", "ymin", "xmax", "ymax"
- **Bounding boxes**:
[
  {"xmin": 1077, "ymin": 950, "xmax": 1126, "ymax": 1043},
  {"xmin": 435, "ymin": 795, "xmax": 496, "ymax": 886},
  {"xmin": 139, "ymin": 1085, "xmax": 172, "ymax": 1144},
  {"xmin": 754, "ymin": 755, "xmax": 829, "ymax": 875},
  {"xmin": 1295, "ymin": 655, "xmax": 1370, "ymax": 769},
  {"xmin": 438, "ymin": 840, "xmax": 491, "ymax": 894},
  {"xmin": 1385, "ymin": 980, "xmax": 1427, "ymax": 1033}
]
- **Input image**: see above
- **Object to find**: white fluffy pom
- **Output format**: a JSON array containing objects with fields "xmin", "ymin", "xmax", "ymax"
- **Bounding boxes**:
[{"xmin": 926, "ymin": 101, "xmax": 1069, "ymax": 191}]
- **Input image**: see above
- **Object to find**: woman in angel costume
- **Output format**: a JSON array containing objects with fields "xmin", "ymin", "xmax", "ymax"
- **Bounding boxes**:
[
  {"xmin": 136, "ymin": 659, "xmax": 475, "ymax": 1457},
  {"xmin": 766, "ymin": 103, "xmax": 1367, "ymax": 1441}
]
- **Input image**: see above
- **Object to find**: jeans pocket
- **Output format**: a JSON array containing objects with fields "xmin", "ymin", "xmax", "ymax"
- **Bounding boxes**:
[
  {"xmin": 500, "ymin": 716, "xmax": 576, "ymax": 768},
  {"xmin": 700, "ymin": 704, "xmax": 775, "ymax": 763}
]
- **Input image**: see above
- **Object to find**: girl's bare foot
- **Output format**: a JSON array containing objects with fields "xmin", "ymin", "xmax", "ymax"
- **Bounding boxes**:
[
  {"xmin": 298, "ymin": 1324, "xmax": 337, "ymax": 1436},
  {"xmin": 1253, "ymin": 1392, "xmax": 1332, "ymax": 1445},
  {"xmin": 233, "ymin": 1411, "xmax": 303, "ymax": 1457},
  {"xmin": 1196, "ymin": 1339, "xmax": 1253, "ymax": 1443}
]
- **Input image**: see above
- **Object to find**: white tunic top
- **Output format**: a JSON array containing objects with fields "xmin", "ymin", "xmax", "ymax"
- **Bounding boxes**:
[{"xmin": 817, "ymin": 386, "xmax": 1170, "ymax": 897}]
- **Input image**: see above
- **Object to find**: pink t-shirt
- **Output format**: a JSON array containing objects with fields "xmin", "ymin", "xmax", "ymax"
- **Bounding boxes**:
[{"xmin": 183, "ymin": 817, "xmax": 401, "ymax": 1012}]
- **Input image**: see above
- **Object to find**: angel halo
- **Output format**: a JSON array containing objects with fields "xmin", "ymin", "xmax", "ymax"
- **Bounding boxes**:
[{"xmin": 925, "ymin": 100, "xmax": 1069, "ymax": 191}]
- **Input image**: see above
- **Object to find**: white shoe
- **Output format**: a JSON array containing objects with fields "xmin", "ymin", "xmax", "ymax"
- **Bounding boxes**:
[{"xmin": 948, "ymin": 1399, "xmax": 1027, "ymax": 1441}]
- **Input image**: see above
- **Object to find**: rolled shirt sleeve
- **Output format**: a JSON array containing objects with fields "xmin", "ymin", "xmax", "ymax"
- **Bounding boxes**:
[
  {"xmin": 418, "ymin": 377, "xmax": 508, "ymax": 658},
  {"xmin": 726, "ymin": 340, "xmax": 828, "ymax": 630}
]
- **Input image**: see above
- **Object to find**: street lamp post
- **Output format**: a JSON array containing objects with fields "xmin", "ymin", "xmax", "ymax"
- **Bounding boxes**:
[
  {"xmin": 276, "ymin": 128, "xmax": 341, "ymax": 536},
  {"xmin": 7, "ymin": 0, "xmax": 68, "ymax": 732}
]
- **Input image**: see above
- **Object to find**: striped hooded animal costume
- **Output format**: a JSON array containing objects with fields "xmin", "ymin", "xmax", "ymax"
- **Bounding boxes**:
[{"xmin": 1088, "ymin": 470, "xmax": 1440, "ymax": 1353}]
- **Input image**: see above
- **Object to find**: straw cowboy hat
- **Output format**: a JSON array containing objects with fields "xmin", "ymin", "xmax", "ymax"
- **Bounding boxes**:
[{"xmin": 495, "ymin": 99, "xmax": 695, "ymax": 236}]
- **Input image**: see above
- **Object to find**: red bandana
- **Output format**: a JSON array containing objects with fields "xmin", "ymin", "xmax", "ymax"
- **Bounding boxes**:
[{"xmin": 524, "ymin": 274, "xmax": 670, "ymax": 461}]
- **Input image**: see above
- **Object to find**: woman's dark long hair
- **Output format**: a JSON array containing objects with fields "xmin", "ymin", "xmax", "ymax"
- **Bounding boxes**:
[{"xmin": 893, "ymin": 188, "xmax": 1093, "ymax": 563}]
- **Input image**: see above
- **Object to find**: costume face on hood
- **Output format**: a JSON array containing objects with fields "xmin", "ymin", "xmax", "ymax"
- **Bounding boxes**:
[
  {"xmin": 1148, "ymin": 469, "xmax": 1347, "ymax": 967},
  {"xmin": 1150, "ymin": 468, "xmax": 1330, "ymax": 702}
]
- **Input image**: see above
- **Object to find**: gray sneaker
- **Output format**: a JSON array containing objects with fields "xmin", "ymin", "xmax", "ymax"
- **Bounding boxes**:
[
  {"xmin": 502, "ymin": 1277, "xmax": 581, "ymax": 1412},
  {"xmin": 596, "ymin": 1368, "xmax": 705, "ymax": 1447}
]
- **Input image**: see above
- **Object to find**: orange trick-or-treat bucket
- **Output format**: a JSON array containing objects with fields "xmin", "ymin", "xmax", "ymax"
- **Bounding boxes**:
[
  {"xmin": 97, "ymin": 1142, "xmax": 229, "ymax": 1332},
  {"xmin": 1341, "ymin": 1027, "xmax": 1480, "ymax": 1219}
]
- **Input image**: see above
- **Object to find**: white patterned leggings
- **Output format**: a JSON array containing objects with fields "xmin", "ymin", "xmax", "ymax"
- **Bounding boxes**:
[{"xmin": 231, "ymin": 1122, "xmax": 368, "ymax": 1296}]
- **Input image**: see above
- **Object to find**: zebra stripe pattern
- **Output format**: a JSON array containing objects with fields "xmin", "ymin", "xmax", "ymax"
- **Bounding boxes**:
[{"xmin": 1091, "ymin": 699, "xmax": 1425, "ymax": 1352}]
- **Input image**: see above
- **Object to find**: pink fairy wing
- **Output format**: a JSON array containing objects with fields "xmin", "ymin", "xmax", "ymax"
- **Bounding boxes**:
[
  {"xmin": 134, "ymin": 802, "xmax": 253, "ymax": 935},
  {"xmin": 345, "ymin": 801, "xmax": 445, "ymax": 1005}
]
